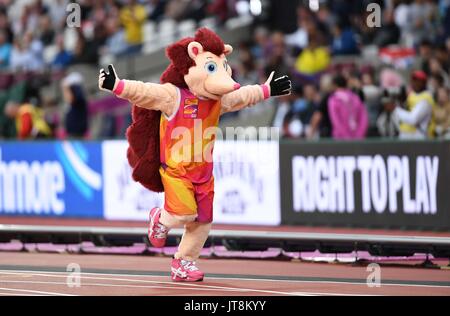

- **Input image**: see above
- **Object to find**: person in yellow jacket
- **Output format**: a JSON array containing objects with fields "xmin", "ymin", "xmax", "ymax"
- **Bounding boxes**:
[
  {"xmin": 394, "ymin": 71, "xmax": 436, "ymax": 139},
  {"xmin": 120, "ymin": 0, "xmax": 147, "ymax": 54},
  {"xmin": 4, "ymin": 101, "xmax": 52, "ymax": 140},
  {"xmin": 294, "ymin": 35, "xmax": 331, "ymax": 76}
]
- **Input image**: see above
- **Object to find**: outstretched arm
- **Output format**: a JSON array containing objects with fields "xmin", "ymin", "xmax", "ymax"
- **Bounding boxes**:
[
  {"xmin": 99, "ymin": 65, "xmax": 178, "ymax": 116},
  {"xmin": 221, "ymin": 72, "xmax": 291, "ymax": 114}
]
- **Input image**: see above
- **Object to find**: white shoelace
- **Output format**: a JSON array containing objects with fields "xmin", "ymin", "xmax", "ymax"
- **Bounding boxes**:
[
  {"xmin": 181, "ymin": 260, "xmax": 199, "ymax": 271},
  {"xmin": 154, "ymin": 223, "xmax": 168, "ymax": 239}
]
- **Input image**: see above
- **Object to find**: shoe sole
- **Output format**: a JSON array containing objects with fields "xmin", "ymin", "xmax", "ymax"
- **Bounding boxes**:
[{"xmin": 171, "ymin": 276, "xmax": 204, "ymax": 282}]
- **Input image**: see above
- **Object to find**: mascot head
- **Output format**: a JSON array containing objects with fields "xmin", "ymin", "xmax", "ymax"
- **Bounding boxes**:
[{"xmin": 160, "ymin": 27, "xmax": 240, "ymax": 100}]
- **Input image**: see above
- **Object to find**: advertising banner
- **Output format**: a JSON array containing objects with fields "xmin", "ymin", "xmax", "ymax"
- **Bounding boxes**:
[
  {"xmin": 213, "ymin": 141, "xmax": 280, "ymax": 225},
  {"xmin": 0, "ymin": 141, "xmax": 103, "ymax": 218},
  {"xmin": 103, "ymin": 140, "xmax": 281, "ymax": 225},
  {"xmin": 102, "ymin": 140, "xmax": 164, "ymax": 221},
  {"xmin": 280, "ymin": 140, "xmax": 450, "ymax": 230}
]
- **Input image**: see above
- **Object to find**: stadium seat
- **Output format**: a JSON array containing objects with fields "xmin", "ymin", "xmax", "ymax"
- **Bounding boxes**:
[
  {"xmin": 158, "ymin": 19, "xmax": 177, "ymax": 47},
  {"xmin": 43, "ymin": 45, "xmax": 59, "ymax": 65},
  {"xmin": 199, "ymin": 17, "xmax": 217, "ymax": 31},
  {"xmin": 178, "ymin": 20, "xmax": 196, "ymax": 38},
  {"xmin": 99, "ymin": 54, "xmax": 115, "ymax": 68},
  {"xmin": 224, "ymin": 15, "xmax": 253, "ymax": 30},
  {"xmin": 143, "ymin": 21, "xmax": 157, "ymax": 44}
]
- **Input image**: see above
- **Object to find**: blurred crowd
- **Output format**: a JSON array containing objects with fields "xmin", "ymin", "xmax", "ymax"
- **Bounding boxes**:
[
  {"xmin": 0, "ymin": 0, "xmax": 236, "ymax": 71},
  {"xmin": 0, "ymin": 0, "xmax": 237, "ymax": 139},
  {"xmin": 0, "ymin": 0, "xmax": 449, "ymax": 141},
  {"xmin": 232, "ymin": 0, "xmax": 450, "ymax": 140}
]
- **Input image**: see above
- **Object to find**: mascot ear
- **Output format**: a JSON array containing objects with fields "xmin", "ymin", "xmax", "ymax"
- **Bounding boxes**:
[
  {"xmin": 224, "ymin": 44, "xmax": 233, "ymax": 56},
  {"xmin": 187, "ymin": 41, "xmax": 204, "ymax": 60}
]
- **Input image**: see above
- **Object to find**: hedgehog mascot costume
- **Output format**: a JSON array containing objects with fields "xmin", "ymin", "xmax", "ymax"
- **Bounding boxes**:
[{"xmin": 99, "ymin": 28, "xmax": 291, "ymax": 282}]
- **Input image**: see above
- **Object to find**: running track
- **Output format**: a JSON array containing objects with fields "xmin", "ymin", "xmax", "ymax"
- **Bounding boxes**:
[{"xmin": 0, "ymin": 217, "xmax": 449, "ymax": 296}]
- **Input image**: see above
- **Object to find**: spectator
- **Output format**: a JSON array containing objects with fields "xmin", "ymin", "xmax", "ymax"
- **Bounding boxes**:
[
  {"xmin": 316, "ymin": 3, "xmax": 338, "ymax": 42},
  {"xmin": 26, "ymin": 31, "xmax": 44, "ymax": 69},
  {"xmin": 443, "ymin": 0, "xmax": 450, "ymax": 39},
  {"xmin": 52, "ymin": 34, "xmax": 73, "ymax": 69},
  {"xmin": 208, "ymin": 0, "xmax": 235, "ymax": 24},
  {"xmin": 37, "ymin": 14, "xmax": 55, "ymax": 46},
  {"xmin": 235, "ymin": 43, "xmax": 259, "ymax": 85},
  {"xmin": 359, "ymin": 70, "xmax": 383, "ymax": 137},
  {"xmin": 62, "ymin": 73, "xmax": 89, "ymax": 138},
  {"xmin": 307, "ymin": 74, "xmax": 334, "ymax": 139},
  {"xmin": 414, "ymin": 39, "xmax": 434, "ymax": 73},
  {"xmin": 395, "ymin": 0, "xmax": 438, "ymax": 46},
  {"xmin": 294, "ymin": 32, "xmax": 331, "ymax": 83},
  {"xmin": 0, "ymin": 9, "xmax": 13, "ymax": 43},
  {"xmin": 10, "ymin": 33, "xmax": 44, "ymax": 72},
  {"xmin": 104, "ymin": 17, "xmax": 129, "ymax": 57},
  {"xmin": 409, "ymin": 0, "xmax": 439, "ymax": 43},
  {"xmin": 285, "ymin": 11, "xmax": 315, "ymax": 50},
  {"xmin": 427, "ymin": 57, "xmax": 450, "ymax": 87},
  {"xmin": 380, "ymin": 67, "xmax": 405, "ymax": 89},
  {"xmin": 71, "ymin": 30, "xmax": 99, "ymax": 65},
  {"xmin": 49, "ymin": 0, "xmax": 69, "ymax": 29},
  {"xmin": 251, "ymin": 26, "xmax": 270, "ymax": 62},
  {"xmin": 377, "ymin": 93, "xmax": 399, "ymax": 138},
  {"xmin": 3, "ymin": 100, "xmax": 51, "ymax": 140},
  {"xmin": 428, "ymin": 73, "xmax": 445, "ymax": 97},
  {"xmin": 328, "ymin": 75, "xmax": 369, "ymax": 140},
  {"xmin": 264, "ymin": 32, "xmax": 291, "ymax": 81},
  {"xmin": 0, "ymin": 30, "xmax": 12, "ymax": 69},
  {"xmin": 434, "ymin": 87, "xmax": 450, "ymax": 138},
  {"xmin": 372, "ymin": 6, "xmax": 401, "ymax": 47},
  {"xmin": 331, "ymin": 20, "xmax": 359, "ymax": 56},
  {"xmin": 120, "ymin": 0, "xmax": 148, "ymax": 55},
  {"xmin": 146, "ymin": 0, "xmax": 168, "ymax": 22},
  {"xmin": 281, "ymin": 85, "xmax": 317, "ymax": 139},
  {"xmin": 435, "ymin": 44, "xmax": 449, "ymax": 71},
  {"xmin": 394, "ymin": 71, "xmax": 436, "ymax": 139}
]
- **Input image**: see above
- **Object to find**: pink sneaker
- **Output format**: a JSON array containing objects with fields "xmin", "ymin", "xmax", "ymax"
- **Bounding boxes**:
[
  {"xmin": 148, "ymin": 207, "xmax": 169, "ymax": 248},
  {"xmin": 171, "ymin": 258, "xmax": 204, "ymax": 282}
]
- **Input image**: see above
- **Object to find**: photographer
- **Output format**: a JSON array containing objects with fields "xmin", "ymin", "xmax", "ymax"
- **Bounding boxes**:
[
  {"xmin": 377, "ymin": 93, "xmax": 399, "ymax": 138},
  {"xmin": 394, "ymin": 71, "xmax": 436, "ymax": 140}
]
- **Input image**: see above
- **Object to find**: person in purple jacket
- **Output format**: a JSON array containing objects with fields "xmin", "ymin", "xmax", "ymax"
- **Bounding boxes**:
[{"xmin": 328, "ymin": 75, "xmax": 369, "ymax": 139}]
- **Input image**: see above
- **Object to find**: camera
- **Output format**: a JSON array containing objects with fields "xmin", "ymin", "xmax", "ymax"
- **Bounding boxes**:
[{"xmin": 381, "ymin": 86, "xmax": 407, "ymax": 105}]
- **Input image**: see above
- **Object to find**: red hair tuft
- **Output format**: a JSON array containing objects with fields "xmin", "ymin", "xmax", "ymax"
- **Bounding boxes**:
[{"xmin": 160, "ymin": 28, "xmax": 226, "ymax": 88}]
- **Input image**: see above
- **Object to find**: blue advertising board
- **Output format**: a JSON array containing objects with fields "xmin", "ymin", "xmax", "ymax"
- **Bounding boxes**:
[{"xmin": 0, "ymin": 141, "xmax": 103, "ymax": 218}]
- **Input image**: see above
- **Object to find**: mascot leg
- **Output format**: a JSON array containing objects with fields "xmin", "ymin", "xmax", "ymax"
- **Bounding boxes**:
[
  {"xmin": 175, "ymin": 221, "xmax": 212, "ymax": 261},
  {"xmin": 157, "ymin": 167, "xmax": 214, "ymax": 281},
  {"xmin": 160, "ymin": 209, "xmax": 197, "ymax": 228},
  {"xmin": 173, "ymin": 175, "xmax": 214, "ymax": 261},
  {"xmin": 171, "ymin": 221, "xmax": 211, "ymax": 282}
]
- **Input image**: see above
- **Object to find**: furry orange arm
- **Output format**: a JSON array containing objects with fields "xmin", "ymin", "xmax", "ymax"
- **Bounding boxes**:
[
  {"xmin": 114, "ymin": 80, "xmax": 179, "ymax": 117},
  {"xmin": 220, "ymin": 84, "xmax": 269, "ymax": 114}
]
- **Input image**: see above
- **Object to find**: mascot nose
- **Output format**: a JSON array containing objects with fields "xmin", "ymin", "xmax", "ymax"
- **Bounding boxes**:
[{"xmin": 233, "ymin": 83, "xmax": 241, "ymax": 90}]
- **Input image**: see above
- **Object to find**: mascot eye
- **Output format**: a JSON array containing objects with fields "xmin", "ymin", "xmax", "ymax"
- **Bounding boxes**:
[{"xmin": 205, "ymin": 61, "xmax": 218, "ymax": 74}]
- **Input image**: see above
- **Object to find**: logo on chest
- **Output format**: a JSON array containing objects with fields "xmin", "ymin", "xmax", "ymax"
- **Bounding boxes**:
[{"xmin": 183, "ymin": 98, "xmax": 199, "ymax": 119}]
